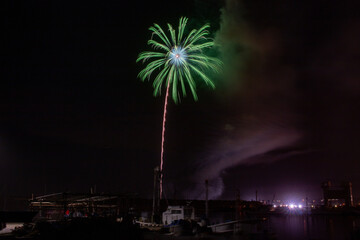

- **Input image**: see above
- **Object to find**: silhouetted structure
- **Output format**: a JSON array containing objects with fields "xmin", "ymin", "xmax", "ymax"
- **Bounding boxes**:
[
  {"xmin": 321, "ymin": 181, "xmax": 354, "ymax": 207},
  {"xmin": 152, "ymin": 166, "xmax": 161, "ymax": 223},
  {"xmin": 29, "ymin": 192, "xmax": 138, "ymax": 220}
]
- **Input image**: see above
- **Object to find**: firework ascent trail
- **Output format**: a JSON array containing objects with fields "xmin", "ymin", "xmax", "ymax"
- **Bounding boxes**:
[{"xmin": 160, "ymin": 80, "xmax": 170, "ymax": 199}]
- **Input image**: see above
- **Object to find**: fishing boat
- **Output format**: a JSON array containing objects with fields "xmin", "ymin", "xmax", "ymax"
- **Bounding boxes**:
[{"xmin": 162, "ymin": 206, "xmax": 195, "ymax": 225}]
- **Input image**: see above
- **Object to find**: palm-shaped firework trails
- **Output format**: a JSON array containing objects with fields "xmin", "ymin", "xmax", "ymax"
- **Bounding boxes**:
[{"xmin": 137, "ymin": 17, "xmax": 222, "ymax": 199}]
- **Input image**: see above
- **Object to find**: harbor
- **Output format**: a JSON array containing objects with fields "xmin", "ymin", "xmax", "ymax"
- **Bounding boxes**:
[
  {"xmin": 3, "ymin": 0, "xmax": 360, "ymax": 239},
  {"xmin": 1, "ymin": 182, "xmax": 360, "ymax": 239}
]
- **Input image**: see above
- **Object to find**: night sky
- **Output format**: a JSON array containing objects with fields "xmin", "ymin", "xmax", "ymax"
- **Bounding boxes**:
[{"xmin": 2, "ymin": 0, "xmax": 360, "ymax": 209}]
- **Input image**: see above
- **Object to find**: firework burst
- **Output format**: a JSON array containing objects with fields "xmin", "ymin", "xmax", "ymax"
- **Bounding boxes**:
[{"xmin": 137, "ymin": 17, "xmax": 222, "ymax": 199}]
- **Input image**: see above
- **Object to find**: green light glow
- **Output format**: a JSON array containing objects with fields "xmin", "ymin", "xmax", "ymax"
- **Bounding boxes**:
[{"xmin": 137, "ymin": 17, "xmax": 222, "ymax": 104}]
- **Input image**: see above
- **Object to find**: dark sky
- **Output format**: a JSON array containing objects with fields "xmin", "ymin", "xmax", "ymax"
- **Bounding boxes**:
[{"xmin": 2, "ymin": 0, "xmax": 360, "ymax": 208}]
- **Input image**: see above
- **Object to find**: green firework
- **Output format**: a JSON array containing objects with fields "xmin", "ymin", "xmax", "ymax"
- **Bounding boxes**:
[{"xmin": 137, "ymin": 17, "xmax": 222, "ymax": 103}]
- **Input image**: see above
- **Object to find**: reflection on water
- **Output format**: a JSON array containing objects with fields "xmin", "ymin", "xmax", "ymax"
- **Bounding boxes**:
[{"xmin": 269, "ymin": 215, "xmax": 360, "ymax": 240}]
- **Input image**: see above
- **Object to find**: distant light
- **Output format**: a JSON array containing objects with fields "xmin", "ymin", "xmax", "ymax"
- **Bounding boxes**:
[
  {"xmin": 289, "ymin": 204, "xmax": 295, "ymax": 209},
  {"xmin": 273, "ymin": 205, "xmax": 277, "ymax": 208},
  {"xmin": 298, "ymin": 204, "xmax": 302, "ymax": 208}
]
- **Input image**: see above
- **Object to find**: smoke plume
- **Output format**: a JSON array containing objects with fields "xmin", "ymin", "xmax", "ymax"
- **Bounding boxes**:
[{"xmin": 188, "ymin": 0, "xmax": 302, "ymax": 199}]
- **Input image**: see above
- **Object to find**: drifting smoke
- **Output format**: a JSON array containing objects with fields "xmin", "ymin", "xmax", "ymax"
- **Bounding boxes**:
[
  {"xmin": 190, "ymin": 125, "xmax": 300, "ymax": 199},
  {"xmin": 187, "ymin": 0, "xmax": 302, "ymax": 199}
]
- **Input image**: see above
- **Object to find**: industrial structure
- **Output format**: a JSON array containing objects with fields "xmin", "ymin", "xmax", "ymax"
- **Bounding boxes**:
[
  {"xmin": 29, "ymin": 192, "xmax": 139, "ymax": 220},
  {"xmin": 321, "ymin": 181, "xmax": 354, "ymax": 207}
]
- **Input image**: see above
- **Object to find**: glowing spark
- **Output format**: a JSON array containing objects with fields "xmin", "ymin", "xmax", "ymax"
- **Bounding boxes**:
[{"xmin": 169, "ymin": 46, "xmax": 187, "ymax": 66}]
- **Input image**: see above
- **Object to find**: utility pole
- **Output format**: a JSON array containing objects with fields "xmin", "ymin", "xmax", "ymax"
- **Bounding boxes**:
[
  {"xmin": 205, "ymin": 179, "xmax": 209, "ymax": 219},
  {"xmin": 255, "ymin": 190, "xmax": 258, "ymax": 202},
  {"xmin": 236, "ymin": 189, "xmax": 240, "ymax": 220},
  {"xmin": 152, "ymin": 166, "xmax": 160, "ymax": 223},
  {"xmin": 272, "ymin": 193, "xmax": 276, "ymax": 205}
]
